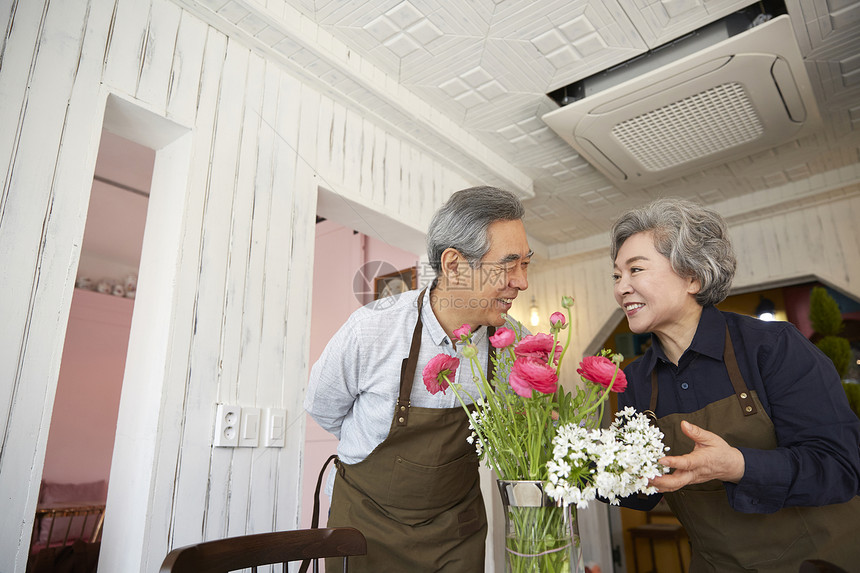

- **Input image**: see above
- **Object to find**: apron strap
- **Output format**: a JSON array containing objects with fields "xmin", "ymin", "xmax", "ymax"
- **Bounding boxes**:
[
  {"xmin": 723, "ymin": 327, "xmax": 758, "ymax": 416},
  {"xmin": 395, "ymin": 289, "xmax": 497, "ymax": 428},
  {"xmin": 395, "ymin": 288, "xmax": 427, "ymax": 427},
  {"xmin": 648, "ymin": 325, "xmax": 757, "ymax": 417},
  {"xmin": 299, "ymin": 453, "xmax": 339, "ymax": 573}
]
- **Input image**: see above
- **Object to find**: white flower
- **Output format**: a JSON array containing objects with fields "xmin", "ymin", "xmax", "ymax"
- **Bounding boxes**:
[{"xmin": 546, "ymin": 410, "xmax": 667, "ymax": 507}]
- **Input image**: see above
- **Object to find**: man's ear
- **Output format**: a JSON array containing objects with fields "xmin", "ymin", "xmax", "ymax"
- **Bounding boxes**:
[{"xmin": 440, "ymin": 248, "xmax": 462, "ymax": 284}]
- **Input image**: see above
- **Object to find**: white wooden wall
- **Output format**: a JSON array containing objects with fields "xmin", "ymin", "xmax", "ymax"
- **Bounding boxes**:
[
  {"xmin": 529, "ymin": 188, "xmax": 860, "ymax": 373},
  {"xmin": 0, "ymin": 1, "xmax": 469, "ymax": 571}
]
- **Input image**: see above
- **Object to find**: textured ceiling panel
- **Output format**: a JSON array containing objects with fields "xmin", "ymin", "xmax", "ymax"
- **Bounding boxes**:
[{"xmin": 193, "ymin": 0, "xmax": 860, "ymax": 252}]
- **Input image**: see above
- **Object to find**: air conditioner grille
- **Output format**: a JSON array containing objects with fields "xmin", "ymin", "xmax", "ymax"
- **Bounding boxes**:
[{"xmin": 611, "ymin": 82, "xmax": 764, "ymax": 171}]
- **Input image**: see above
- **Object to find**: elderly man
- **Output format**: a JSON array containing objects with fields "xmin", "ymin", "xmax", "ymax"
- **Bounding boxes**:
[{"xmin": 305, "ymin": 186, "xmax": 532, "ymax": 572}]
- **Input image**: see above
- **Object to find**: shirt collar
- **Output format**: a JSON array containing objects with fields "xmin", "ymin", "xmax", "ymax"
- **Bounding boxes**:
[
  {"xmin": 640, "ymin": 305, "xmax": 725, "ymax": 370},
  {"xmin": 420, "ymin": 290, "xmax": 488, "ymax": 348},
  {"xmin": 688, "ymin": 305, "xmax": 726, "ymax": 361}
]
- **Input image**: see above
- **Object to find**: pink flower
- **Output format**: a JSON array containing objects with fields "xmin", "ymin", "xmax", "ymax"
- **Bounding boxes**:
[
  {"xmin": 489, "ymin": 327, "xmax": 516, "ymax": 349},
  {"xmin": 423, "ymin": 354, "xmax": 460, "ymax": 395},
  {"xmin": 577, "ymin": 356, "xmax": 627, "ymax": 392},
  {"xmin": 515, "ymin": 333, "xmax": 563, "ymax": 365},
  {"xmin": 509, "ymin": 357, "xmax": 558, "ymax": 397},
  {"xmin": 550, "ymin": 312, "xmax": 566, "ymax": 328},
  {"xmin": 453, "ymin": 324, "xmax": 472, "ymax": 341}
]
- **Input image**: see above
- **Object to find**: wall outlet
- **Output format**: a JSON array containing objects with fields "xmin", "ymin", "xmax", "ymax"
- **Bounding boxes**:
[
  {"xmin": 238, "ymin": 407, "xmax": 261, "ymax": 447},
  {"xmin": 264, "ymin": 408, "xmax": 286, "ymax": 448},
  {"xmin": 214, "ymin": 403, "xmax": 240, "ymax": 447}
]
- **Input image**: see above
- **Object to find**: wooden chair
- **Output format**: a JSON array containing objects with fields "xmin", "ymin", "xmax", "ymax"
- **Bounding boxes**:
[
  {"xmin": 628, "ymin": 498, "xmax": 688, "ymax": 573},
  {"xmin": 159, "ymin": 527, "xmax": 366, "ymax": 573}
]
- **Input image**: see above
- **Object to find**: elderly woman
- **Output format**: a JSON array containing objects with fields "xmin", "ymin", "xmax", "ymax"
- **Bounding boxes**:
[{"xmin": 611, "ymin": 198, "xmax": 860, "ymax": 572}]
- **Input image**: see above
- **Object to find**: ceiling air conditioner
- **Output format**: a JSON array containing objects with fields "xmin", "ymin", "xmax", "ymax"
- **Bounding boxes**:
[{"xmin": 542, "ymin": 15, "xmax": 819, "ymax": 189}]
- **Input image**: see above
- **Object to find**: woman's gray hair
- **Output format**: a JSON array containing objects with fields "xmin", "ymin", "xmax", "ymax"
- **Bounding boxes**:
[
  {"xmin": 427, "ymin": 186, "xmax": 525, "ymax": 275},
  {"xmin": 610, "ymin": 197, "xmax": 736, "ymax": 306}
]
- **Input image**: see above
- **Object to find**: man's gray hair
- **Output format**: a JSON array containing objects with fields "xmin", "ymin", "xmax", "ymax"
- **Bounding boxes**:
[
  {"xmin": 427, "ymin": 186, "xmax": 525, "ymax": 275},
  {"xmin": 610, "ymin": 197, "xmax": 736, "ymax": 307}
]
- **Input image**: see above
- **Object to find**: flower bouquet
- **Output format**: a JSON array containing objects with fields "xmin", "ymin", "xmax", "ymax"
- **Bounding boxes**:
[{"xmin": 423, "ymin": 297, "xmax": 667, "ymax": 573}]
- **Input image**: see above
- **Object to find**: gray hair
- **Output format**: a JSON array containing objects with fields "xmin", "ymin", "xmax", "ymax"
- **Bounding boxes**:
[
  {"xmin": 427, "ymin": 186, "xmax": 525, "ymax": 275},
  {"xmin": 610, "ymin": 197, "xmax": 736, "ymax": 306}
]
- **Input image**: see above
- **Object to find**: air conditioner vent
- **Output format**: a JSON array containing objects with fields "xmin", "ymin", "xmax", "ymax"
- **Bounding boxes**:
[
  {"xmin": 613, "ymin": 82, "xmax": 764, "ymax": 172},
  {"xmin": 542, "ymin": 15, "xmax": 819, "ymax": 188}
]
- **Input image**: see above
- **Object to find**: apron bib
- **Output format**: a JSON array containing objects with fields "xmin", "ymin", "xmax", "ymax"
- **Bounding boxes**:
[
  {"xmin": 326, "ymin": 289, "xmax": 493, "ymax": 572},
  {"xmin": 647, "ymin": 327, "xmax": 860, "ymax": 572}
]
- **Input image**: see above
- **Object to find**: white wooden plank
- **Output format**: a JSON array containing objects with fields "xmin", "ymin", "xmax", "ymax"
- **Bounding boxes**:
[
  {"xmin": 0, "ymin": 0, "xmax": 49, "ymax": 204},
  {"xmin": 131, "ymin": 10, "xmax": 207, "ymax": 571},
  {"xmin": 833, "ymin": 195, "xmax": 860, "ymax": 292},
  {"xmin": 259, "ymin": 75, "xmax": 305, "ymax": 533},
  {"xmin": 166, "ymin": 25, "xmax": 228, "ymax": 551},
  {"xmin": 198, "ymin": 38, "xmax": 252, "ymax": 543},
  {"xmin": 816, "ymin": 202, "xmax": 846, "ymax": 288},
  {"xmin": 0, "ymin": 0, "xmax": 90, "ymax": 445},
  {"xmin": 190, "ymin": 37, "xmax": 251, "ymax": 544},
  {"xmin": 166, "ymin": 10, "xmax": 208, "ymax": 126},
  {"xmin": 0, "ymin": 0, "xmax": 108, "ymax": 568},
  {"xmin": 234, "ymin": 57, "xmax": 281, "ymax": 537},
  {"xmin": 358, "ymin": 116, "xmax": 374, "ymax": 201},
  {"xmin": 136, "ymin": 0, "xmax": 182, "ymax": 111},
  {"xmin": 275, "ymin": 149, "xmax": 318, "ymax": 534},
  {"xmin": 222, "ymin": 49, "xmax": 266, "ymax": 539},
  {"xmin": 342, "ymin": 106, "xmax": 362, "ymax": 201},
  {"xmin": 370, "ymin": 124, "xmax": 386, "ymax": 207},
  {"xmin": 315, "ymin": 95, "xmax": 333, "ymax": 185},
  {"xmin": 385, "ymin": 132, "xmax": 401, "ymax": 215},
  {"xmin": 767, "ymin": 211, "xmax": 797, "ymax": 281},
  {"xmin": 102, "ymin": 0, "xmax": 151, "ymax": 96},
  {"xmin": 329, "ymin": 99, "xmax": 346, "ymax": 187}
]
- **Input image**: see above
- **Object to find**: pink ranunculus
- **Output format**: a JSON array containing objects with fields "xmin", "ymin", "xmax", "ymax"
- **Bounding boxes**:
[
  {"xmin": 549, "ymin": 312, "xmax": 566, "ymax": 328},
  {"xmin": 489, "ymin": 327, "xmax": 516, "ymax": 349},
  {"xmin": 514, "ymin": 333, "xmax": 563, "ymax": 365},
  {"xmin": 453, "ymin": 323, "xmax": 472, "ymax": 341},
  {"xmin": 509, "ymin": 357, "xmax": 558, "ymax": 397},
  {"xmin": 576, "ymin": 355, "xmax": 628, "ymax": 392},
  {"xmin": 422, "ymin": 354, "xmax": 460, "ymax": 395}
]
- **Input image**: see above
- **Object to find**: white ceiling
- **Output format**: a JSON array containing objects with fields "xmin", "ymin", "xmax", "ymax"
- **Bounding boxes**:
[{"xmin": 149, "ymin": 1, "xmax": 860, "ymax": 257}]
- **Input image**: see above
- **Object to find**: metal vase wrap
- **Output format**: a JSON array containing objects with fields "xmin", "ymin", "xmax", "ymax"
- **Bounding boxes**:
[{"xmin": 497, "ymin": 480, "xmax": 584, "ymax": 573}]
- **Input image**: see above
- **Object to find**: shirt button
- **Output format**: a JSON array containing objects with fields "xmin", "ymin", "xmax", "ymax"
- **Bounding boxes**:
[
  {"xmin": 681, "ymin": 382, "xmax": 689, "ymax": 390},
  {"xmin": 443, "ymin": 339, "xmax": 449, "ymax": 345}
]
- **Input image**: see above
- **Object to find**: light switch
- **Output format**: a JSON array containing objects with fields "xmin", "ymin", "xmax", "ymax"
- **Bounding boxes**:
[
  {"xmin": 238, "ymin": 407, "xmax": 261, "ymax": 447},
  {"xmin": 214, "ymin": 404, "xmax": 240, "ymax": 447},
  {"xmin": 264, "ymin": 407, "xmax": 286, "ymax": 447}
]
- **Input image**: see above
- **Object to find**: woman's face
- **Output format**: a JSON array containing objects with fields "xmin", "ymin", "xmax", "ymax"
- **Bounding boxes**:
[{"xmin": 613, "ymin": 231, "xmax": 701, "ymax": 337}]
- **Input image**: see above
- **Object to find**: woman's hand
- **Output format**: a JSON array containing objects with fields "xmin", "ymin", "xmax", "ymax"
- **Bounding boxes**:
[{"xmin": 650, "ymin": 421, "xmax": 745, "ymax": 492}]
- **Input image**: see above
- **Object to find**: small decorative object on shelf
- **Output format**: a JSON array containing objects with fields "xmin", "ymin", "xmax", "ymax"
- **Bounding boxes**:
[
  {"xmin": 75, "ymin": 274, "xmax": 138, "ymax": 299},
  {"xmin": 422, "ymin": 296, "xmax": 668, "ymax": 573}
]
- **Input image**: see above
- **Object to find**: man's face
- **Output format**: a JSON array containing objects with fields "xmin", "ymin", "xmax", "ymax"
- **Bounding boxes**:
[{"xmin": 455, "ymin": 219, "xmax": 532, "ymax": 327}]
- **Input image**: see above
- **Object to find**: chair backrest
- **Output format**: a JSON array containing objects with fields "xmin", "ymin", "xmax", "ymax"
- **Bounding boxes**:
[{"xmin": 159, "ymin": 527, "xmax": 366, "ymax": 573}]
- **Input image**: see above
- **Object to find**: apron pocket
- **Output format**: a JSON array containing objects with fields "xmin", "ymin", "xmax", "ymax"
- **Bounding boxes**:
[{"xmin": 386, "ymin": 451, "xmax": 478, "ymax": 511}]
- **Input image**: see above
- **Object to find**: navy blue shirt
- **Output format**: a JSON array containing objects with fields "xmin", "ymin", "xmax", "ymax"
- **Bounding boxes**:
[{"xmin": 619, "ymin": 305, "xmax": 860, "ymax": 514}]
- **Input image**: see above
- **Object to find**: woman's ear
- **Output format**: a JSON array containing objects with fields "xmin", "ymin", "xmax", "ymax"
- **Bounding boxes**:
[{"xmin": 687, "ymin": 276, "xmax": 701, "ymax": 295}]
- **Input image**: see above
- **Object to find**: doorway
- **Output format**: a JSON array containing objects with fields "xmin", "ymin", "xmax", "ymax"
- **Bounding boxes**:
[{"xmin": 28, "ymin": 131, "xmax": 154, "ymax": 569}]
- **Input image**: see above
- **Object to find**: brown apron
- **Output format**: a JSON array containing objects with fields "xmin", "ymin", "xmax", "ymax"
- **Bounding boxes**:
[
  {"xmin": 326, "ymin": 289, "xmax": 492, "ymax": 572},
  {"xmin": 647, "ymin": 327, "xmax": 860, "ymax": 572}
]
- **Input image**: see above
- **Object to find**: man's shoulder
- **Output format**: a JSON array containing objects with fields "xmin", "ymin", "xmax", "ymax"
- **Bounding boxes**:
[{"xmin": 347, "ymin": 289, "xmax": 421, "ymax": 329}]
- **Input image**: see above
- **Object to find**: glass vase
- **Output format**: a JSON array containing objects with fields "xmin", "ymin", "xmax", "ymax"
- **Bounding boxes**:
[{"xmin": 497, "ymin": 480, "xmax": 584, "ymax": 573}]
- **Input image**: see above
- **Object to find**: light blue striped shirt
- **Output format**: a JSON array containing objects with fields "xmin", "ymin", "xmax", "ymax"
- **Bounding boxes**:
[{"xmin": 305, "ymin": 288, "xmax": 518, "ymax": 467}]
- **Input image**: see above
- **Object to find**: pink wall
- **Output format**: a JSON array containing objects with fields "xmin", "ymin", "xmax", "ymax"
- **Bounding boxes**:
[
  {"xmin": 300, "ymin": 220, "xmax": 420, "ymax": 527},
  {"xmin": 42, "ymin": 289, "xmax": 133, "ymax": 490}
]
